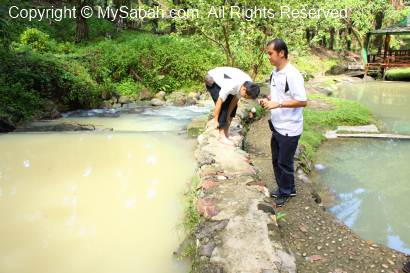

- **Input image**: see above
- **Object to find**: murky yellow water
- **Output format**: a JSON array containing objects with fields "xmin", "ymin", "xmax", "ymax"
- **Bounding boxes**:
[{"xmin": 0, "ymin": 132, "xmax": 194, "ymax": 273}]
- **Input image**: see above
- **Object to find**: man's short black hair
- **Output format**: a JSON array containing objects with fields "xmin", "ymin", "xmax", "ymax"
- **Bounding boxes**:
[
  {"xmin": 267, "ymin": 38, "xmax": 288, "ymax": 59},
  {"xmin": 243, "ymin": 81, "xmax": 260, "ymax": 99}
]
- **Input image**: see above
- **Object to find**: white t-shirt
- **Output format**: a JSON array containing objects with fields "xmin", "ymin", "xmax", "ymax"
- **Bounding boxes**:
[
  {"xmin": 207, "ymin": 67, "xmax": 252, "ymax": 102},
  {"xmin": 270, "ymin": 63, "xmax": 307, "ymax": 137}
]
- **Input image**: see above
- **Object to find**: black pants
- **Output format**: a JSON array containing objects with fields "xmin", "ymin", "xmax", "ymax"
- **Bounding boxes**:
[
  {"xmin": 269, "ymin": 120, "xmax": 300, "ymax": 196},
  {"xmin": 206, "ymin": 83, "xmax": 237, "ymax": 129}
]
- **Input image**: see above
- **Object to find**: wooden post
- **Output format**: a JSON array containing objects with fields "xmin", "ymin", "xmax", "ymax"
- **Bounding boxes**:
[
  {"xmin": 383, "ymin": 34, "xmax": 391, "ymax": 58},
  {"xmin": 382, "ymin": 34, "xmax": 391, "ymax": 78}
]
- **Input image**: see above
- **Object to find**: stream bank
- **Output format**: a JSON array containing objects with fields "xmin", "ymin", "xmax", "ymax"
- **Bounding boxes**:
[
  {"xmin": 188, "ymin": 75, "xmax": 409, "ymax": 273},
  {"xmin": 246, "ymin": 114, "xmax": 408, "ymax": 273}
]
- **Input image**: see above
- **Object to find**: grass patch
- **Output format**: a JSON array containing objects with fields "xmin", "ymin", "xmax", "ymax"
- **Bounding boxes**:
[
  {"xmin": 178, "ymin": 176, "xmax": 201, "ymax": 272},
  {"xmin": 300, "ymin": 94, "xmax": 372, "ymax": 160},
  {"xmin": 291, "ymin": 52, "xmax": 341, "ymax": 80},
  {"xmin": 183, "ymin": 176, "xmax": 201, "ymax": 235},
  {"xmin": 385, "ymin": 67, "xmax": 410, "ymax": 81}
]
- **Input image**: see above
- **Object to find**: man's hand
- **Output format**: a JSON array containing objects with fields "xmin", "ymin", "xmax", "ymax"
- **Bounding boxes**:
[{"xmin": 260, "ymin": 99, "xmax": 280, "ymax": 110}]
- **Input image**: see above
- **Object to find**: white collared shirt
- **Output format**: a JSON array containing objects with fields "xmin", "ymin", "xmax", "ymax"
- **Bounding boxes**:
[
  {"xmin": 207, "ymin": 67, "xmax": 252, "ymax": 102},
  {"xmin": 270, "ymin": 63, "xmax": 307, "ymax": 136}
]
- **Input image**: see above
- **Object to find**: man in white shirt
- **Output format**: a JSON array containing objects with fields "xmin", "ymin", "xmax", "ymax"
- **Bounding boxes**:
[
  {"xmin": 205, "ymin": 67, "xmax": 260, "ymax": 145},
  {"xmin": 259, "ymin": 39, "xmax": 308, "ymax": 207}
]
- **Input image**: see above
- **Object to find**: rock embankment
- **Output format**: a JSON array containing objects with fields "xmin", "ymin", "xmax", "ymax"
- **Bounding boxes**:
[{"xmin": 192, "ymin": 101, "xmax": 296, "ymax": 273}]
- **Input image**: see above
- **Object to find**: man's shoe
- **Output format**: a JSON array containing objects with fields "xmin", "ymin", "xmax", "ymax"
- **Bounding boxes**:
[
  {"xmin": 403, "ymin": 260, "xmax": 410, "ymax": 273},
  {"xmin": 275, "ymin": 195, "xmax": 290, "ymax": 207},
  {"xmin": 270, "ymin": 190, "xmax": 296, "ymax": 198}
]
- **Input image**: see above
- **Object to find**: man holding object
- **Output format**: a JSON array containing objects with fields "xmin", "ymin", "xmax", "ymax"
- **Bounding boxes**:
[{"xmin": 259, "ymin": 39, "xmax": 308, "ymax": 207}]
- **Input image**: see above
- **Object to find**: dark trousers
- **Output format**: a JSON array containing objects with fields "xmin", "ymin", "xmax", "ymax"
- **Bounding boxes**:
[
  {"xmin": 269, "ymin": 120, "xmax": 300, "ymax": 196},
  {"xmin": 206, "ymin": 83, "xmax": 237, "ymax": 129}
]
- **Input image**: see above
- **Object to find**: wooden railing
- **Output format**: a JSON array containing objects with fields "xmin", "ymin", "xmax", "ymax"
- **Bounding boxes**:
[
  {"xmin": 367, "ymin": 50, "xmax": 410, "ymax": 66},
  {"xmin": 365, "ymin": 49, "xmax": 410, "ymax": 76}
]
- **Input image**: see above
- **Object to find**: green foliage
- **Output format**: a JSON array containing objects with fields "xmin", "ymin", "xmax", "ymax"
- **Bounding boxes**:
[
  {"xmin": 0, "ymin": 77, "xmax": 43, "ymax": 124},
  {"xmin": 385, "ymin": 68, "xmax": 410, "ymax": 81},
  {"xmin": 0, "ymin": 48, "xmax": 101, "ymax": 124},
  {"xmin": 180, "ymin": 176, "xmax": 201, "ymax": 271},
  {"xmin": 117, "ymin": 78, "xmax": 144, "ymax": 97},
  {"xmin": 276, "ymin": 212, "xmax": 287, "ymax": 222},
  {"xmin": 252, "ymin": 102, "xmax": 266, "ymax": 120},
  {"xmin": 59, "ymin": 60, "xmax": 101, "ymax": 108},
  {"xmin": 20, "ymin": 28, "xmax": 54, "ymax": 52},
  {"xmin": 82, "ymin": 32, "xmax": 224, "ymax": 93},
  {"xmin": 292, "ymin": 52, "xmax": 341, "ymax": 79},
  {"xmin": 300, "ymin": 94, "xmax": 372, "ymax": 159},
  {"xmin": 183, "ymin": 176, "xmax": 201, "ymax": 235},
  {"xmin": 0, "ymin": 6, "xmax": 11, "ymax": 49}
]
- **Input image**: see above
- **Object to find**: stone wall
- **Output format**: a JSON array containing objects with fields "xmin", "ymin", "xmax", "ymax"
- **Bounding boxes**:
[{"xmin": 192, "ymin": 101, "xmax": 296, "ymax": 273}]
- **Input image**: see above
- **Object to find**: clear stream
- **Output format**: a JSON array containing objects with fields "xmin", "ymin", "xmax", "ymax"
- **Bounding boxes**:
[
  {"xmin": 312, "ymin": 81, "xmax": 410, "ymax": 254},
  {"xmin": 0, "ymin": 105, "xmax": 210, "ymax": 273}
]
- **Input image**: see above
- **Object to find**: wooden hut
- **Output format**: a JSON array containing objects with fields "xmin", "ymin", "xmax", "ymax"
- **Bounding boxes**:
[{"xmin": 363, "ymin": 12, "xmax": 410, "ymax": 78}]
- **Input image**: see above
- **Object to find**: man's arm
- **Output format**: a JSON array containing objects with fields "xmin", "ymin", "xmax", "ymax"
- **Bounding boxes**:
[
  {"xmin": 260, "ymin": 99, "xmax": 307, "ymax": 109},
  {"xmin": 213, "ymin": 98, "xmax": 223, "ymax": 128}
]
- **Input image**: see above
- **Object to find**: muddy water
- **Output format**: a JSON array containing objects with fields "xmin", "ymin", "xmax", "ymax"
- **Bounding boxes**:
[
  {"xmin": 0, "ymin": 106, "xmax": 209, "ymax": 273},
  {"xmin": 314, "ymin": 82, "xmax": 410, "ymax": 254}
]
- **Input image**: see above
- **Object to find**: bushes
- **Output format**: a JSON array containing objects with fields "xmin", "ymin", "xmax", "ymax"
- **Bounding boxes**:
[
  {"xmin": 18, "ymin": 28, "xmax": 75, "ymax": 54},
  {"xmin": 1, "ymin": 30, "xmax": 224, "ymax": 126},
  {"xmin": 0, "ymin": 77, "xmax": 43, "ymax": 124},
  {"xmin": 385, "ymin": 68, "xmax": 410, "ymax": 81},
  {"xmin": 82, "ymin": 32, "xmax": 224, "ymax": 93},
  {"xmin": 20, "ymin": 28, "xmax": 53, "ymax": 52},
  {"xmin": 117, "ymin": 78, "xmax": 145, "ymax": 97},
  {"xmin": 0, "ymin": 48, "xmax": 101, "ymax": 125}
]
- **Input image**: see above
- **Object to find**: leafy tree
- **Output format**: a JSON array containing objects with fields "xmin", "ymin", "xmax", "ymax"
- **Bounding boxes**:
[{"xmin": 0, "ymin": 5, "xmax": 11, "ymax": 49}]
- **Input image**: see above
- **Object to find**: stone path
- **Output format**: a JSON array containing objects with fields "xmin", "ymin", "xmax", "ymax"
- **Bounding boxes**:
[{"xmin": 193, "ymin": 102, "xmax": 296, "ymax": 273}]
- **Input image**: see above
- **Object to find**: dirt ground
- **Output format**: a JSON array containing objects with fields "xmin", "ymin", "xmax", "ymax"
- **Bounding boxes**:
[{"xmin": 245, "ymin": 114, "xmax": 409, "ymax": 273}]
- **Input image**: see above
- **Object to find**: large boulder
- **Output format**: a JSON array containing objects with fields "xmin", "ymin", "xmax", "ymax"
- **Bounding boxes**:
[
  {"xmin": 188, "ymin": 91, "xmax": 201, "ymax": 100},
  {"xmin": 138, "ymin": 88, "xmax": 152, "ymax": 101},
  {"xmin": 186, "ymin": 92, "xmax": 200, "ymax": 105},
  {"xmin": 326, "ymin": 64, "xmax": 348, "ymax": 75},
  {"xmin": 150, "ymin": 98, "xmax": 165, "ymax": 107},
  {"xmin": 155, "ymin": 91, "xmax": 166, "ymax": 101},
  {"xmin": 166, "ymin": 92, "xmax": 187, "ymax": 106},
  {"xmin": 118, "ymin": 96, "xmax": 131, "ymax": 104}
]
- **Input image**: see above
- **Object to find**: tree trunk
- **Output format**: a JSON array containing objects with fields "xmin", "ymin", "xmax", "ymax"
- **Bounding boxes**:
[
  {"xmin": 329, "ymin": 27, "xmax": 335, "ymax": 50},
  {"xmin": 170, "ymin": 0, "xmax": 181, "ymax": 33},
  {"xmin": 375, "ymin": 12, "xmax": 384, "ymax": 54},
  {"xmin": 75, "ymin": 1, "xmax": 89, "ymax": 43},
  {"xmin": 306, "ymin": 28, "xmax": 311, "ymax": 44},
  {"xmin": 222, "ymin": 24, "xmax": 235, "ymax": 66},
  {"xmin": 114, "ymin": 0, "xmax": 129, "ymax": 29},
  {"xmin": 347, "ymin": 27, "xmax": 352, "ymax": 51}
]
